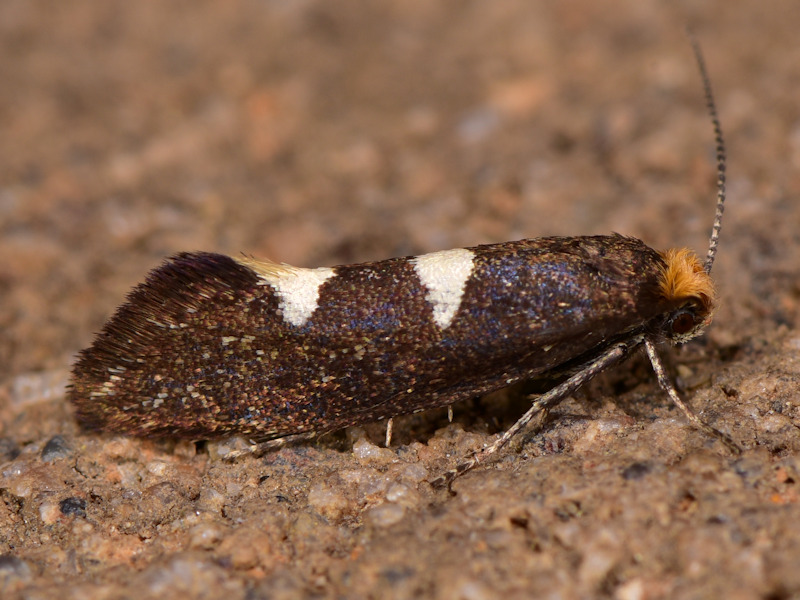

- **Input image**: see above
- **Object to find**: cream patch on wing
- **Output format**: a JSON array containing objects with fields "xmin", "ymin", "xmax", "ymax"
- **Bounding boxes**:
[
  {"xmin": 236, "ymin": 256, "xmax": 336, "ymax": 327},
  {"xmin": 412, "ymin": 248, "xmax": 475, "ymax": 329}
]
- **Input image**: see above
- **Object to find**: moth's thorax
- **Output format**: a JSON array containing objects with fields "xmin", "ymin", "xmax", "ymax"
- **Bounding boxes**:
[{"xmin": 655, "ymin": 247, "xmax": 716, "ymax": 343}]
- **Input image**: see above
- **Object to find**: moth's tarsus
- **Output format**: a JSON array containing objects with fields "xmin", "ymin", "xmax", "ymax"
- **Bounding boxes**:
[
  {"xmin": 431, "ymin": 340, "xmax": 636, "ymax": 487},
  {"xmin": 644, "ymin": 338, "xmax": 741, "ymax": 455},
  {"xmin": 220, "ymin": 432, "xmax": 318, "ymax": 462}
]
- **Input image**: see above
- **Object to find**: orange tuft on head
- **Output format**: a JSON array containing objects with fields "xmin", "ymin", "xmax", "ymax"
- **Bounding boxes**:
[{"xmin": 658, "ymin": 248, "xmax": 716, "ymax": 315}]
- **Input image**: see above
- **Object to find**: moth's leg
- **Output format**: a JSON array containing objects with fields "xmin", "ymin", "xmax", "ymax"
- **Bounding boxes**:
[
  {"xmin": 643, "ymin": 338, "xmax": 740, "ymax": 454},
  {"xmin": 221, "ymin": 431, "xmax": 318, "ymax": 461},
  {"xmin": 432, "ymin": 339, "xmax": 641, "ymax": 487},
  {"xmin": 385, "ymin": 418, "xmax": 394, "ymax": 447}
]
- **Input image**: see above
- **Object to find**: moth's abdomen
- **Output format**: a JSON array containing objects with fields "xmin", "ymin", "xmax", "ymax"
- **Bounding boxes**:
[{"xmin": 69, "ymin": 235, "xmax": 673, "ymax": 440}]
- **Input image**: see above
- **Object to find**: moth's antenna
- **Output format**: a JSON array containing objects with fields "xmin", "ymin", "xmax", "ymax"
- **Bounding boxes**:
[{"xmin": 687, "ymin": 31, "xmax": 727, "ymax": 274}]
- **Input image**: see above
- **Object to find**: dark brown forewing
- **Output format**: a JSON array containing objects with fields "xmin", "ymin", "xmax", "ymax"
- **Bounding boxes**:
[{"xmin": 69, "ymin": 236, "xmax": 670, "ymax": 440}]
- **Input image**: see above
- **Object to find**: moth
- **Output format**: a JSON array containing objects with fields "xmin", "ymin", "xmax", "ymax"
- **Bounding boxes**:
[{"xmin": 68, "ymin": 37, "xmax": 739, "ymax": 481}]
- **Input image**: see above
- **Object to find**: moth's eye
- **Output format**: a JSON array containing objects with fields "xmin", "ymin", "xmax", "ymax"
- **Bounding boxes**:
[
  {"xmin": 672, "ymin": 313, "xmax": 695, "ymax": 335},
  {"xmin": 671, "ymin": 310, "xmax": 698, "ymax": 336}
]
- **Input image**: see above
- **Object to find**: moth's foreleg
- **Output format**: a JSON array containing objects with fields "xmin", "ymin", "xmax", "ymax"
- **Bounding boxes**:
[
  {"xmin": 643, "ymin": 338, "xmax": 740, "ymax": 454},
  {"xmin": 432, "ymin": 339, "xmax": 641, "ymax": 487}
]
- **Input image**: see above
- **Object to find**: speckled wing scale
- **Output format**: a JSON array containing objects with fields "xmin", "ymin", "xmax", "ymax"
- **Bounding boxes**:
[
  {"xmin": 70, "ymin": 237, "xmax": 670, "ymax": 436},
  {"xmin": 68, "ymin": 36, "xmax": 741, "ymax": 482}
]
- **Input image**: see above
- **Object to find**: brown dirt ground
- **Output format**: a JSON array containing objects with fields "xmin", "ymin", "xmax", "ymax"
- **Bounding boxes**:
[{"xmin": 2, "ymin": 1, "xmax": 800, "ymax": 599}]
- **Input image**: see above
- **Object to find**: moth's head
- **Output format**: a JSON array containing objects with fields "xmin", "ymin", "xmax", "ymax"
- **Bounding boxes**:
[{"xmin": 656, "ymin": 247, "xmax": 716, "ymax": 343}]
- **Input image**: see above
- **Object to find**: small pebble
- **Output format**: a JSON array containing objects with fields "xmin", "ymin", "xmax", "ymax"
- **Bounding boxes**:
[
  {"xmin": 307, "ymin": 482, "xmax": 351, "ymax": 522},
  {"xmin": 365, "ymin": 503, "xmax": 406, "ymax": 528},
  {"xmin": 39, "ymin": 500, "xmax": 61, "ymax": 525},
  {"xmin": 59, "ymin": 497, "xmax": 87, "ymax": 518},
  {"xmin": 352, "ymin": 438, "xmax": 395, "ymax": 465},
  {"xmin": 0, "ymin": 555, "xmax": 33, "ymax": 588},
  {"xmin": 40, "ymin": 435, "xmax": 72, "ymax": 462},
  {"xmin": 0, "ymin": 438, "xmax": 20, "ymax": 462},
  {"xmin": 188, "ymin": 523, "xmax": 226, "ymax": 550},
  {"xmin": 621, "ymin": 462, "xmax": 651, "ymax": 481}
]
